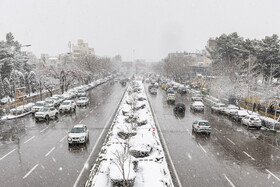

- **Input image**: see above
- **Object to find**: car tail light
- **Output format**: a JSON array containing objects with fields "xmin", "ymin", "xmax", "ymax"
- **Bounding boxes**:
[
  {"xmin": 249, "ymin": 121, "xmax": 251, "ymax": 123},
  {"xmin": 209, "ymin": 126, "xmax": 211, "ymax": 128},
  {"xmin": 197, "ymin": 125, "xmax": 200, "ymax": 128}
]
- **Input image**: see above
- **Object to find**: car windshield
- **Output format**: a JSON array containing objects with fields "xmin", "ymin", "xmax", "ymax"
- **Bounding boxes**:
[
  {"xmin": 45, "ymin": 100, "xmax": 53, "ymax": 104},
  {"xmin": 70, "ymin": 127, "xmax": 85, "ymax": 133},
  {"xmin": 62, "ymin": 102, "xmax": 70, "ymax": 105},
  {"xmin": 79, "ymin": 97, "xmax": 86, "ymax": 100},
  {"xmin": 39, "ymin": 108, "xmax": 48, "ymax": 112},
  {"xmin": 78, "ymin": 90, "xmax": 84, "ymax": 93},
  {"xmin": 199, "ymin": 122, "xmax": 210, "ymax": 126}
]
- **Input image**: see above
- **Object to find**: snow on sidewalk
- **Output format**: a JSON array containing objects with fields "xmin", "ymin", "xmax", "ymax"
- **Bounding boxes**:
[{"xmin": 86, "ymin": 80, "xmax": 173, "ymax": 187}]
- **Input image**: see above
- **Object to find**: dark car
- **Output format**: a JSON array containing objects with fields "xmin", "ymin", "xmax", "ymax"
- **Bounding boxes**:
[
  {"xmin": 177, "ymin": 86, "xmax": 187, "ymax": 95},
  {"xmin": 173, "ymin": 103, "xmax": 186, "ymax": 114}
]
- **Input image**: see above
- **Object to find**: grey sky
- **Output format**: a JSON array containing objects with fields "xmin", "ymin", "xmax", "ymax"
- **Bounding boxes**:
[{"xmin": 1, "ymin": 0, "xmax": 279, "ymax": 61}]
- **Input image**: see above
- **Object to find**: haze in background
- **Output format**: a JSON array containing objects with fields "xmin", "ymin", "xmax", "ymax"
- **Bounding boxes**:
[{"xmin": 0, "ymin": 0, "xmax": 279, "ymax": 61}]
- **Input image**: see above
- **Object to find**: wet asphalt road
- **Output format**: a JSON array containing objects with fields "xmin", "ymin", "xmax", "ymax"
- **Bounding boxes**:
[
  {"xmin": 147, "ymin": 86, "xmax": 280, "ymax": 187},
  {"xmin": 0, "ymin": 82, "xmax": 126, "ymax": 187}
]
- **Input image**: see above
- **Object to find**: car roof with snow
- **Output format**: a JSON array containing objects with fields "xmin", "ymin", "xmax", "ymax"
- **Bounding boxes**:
[
  {"xmin": 193, "ymin": 101, "xmax": 204, "ymax": 105},
  {"xmin": 73, "ymin": 124, "xmax": 85, "ymax": 128},
  {"xmin": 36, "ymin": 101, "xmax": 45, "ymax": 104},
  {"xmin": 197, "ymin": 120, "xmax": 209, "ymax": 123}
]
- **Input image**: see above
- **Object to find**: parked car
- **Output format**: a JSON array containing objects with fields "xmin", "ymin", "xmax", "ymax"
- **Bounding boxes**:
[
  {"xmin": 34, "ymin": 107, "xmax": 58, "ymax": 121},
  {"xmin": 68, "ymin": 124, "xmax": 89, "ymax": 145},
  {"xmin": 167, "ymin": 90, "xmax": 176, "ymax": 104},
  {"xmin": 232, "ymin": 110, "xmax": 249, "ymax": 122},
  {"xmin": 59, "ymin": 100, "xmax": 76, "ymax": 113},
  {"xmin": 77, "ymin": 97, "xmax": 89, "ymax": 107},
  {"xmin": 190, "ymin": 101, "xmax": 204, "ymax": 112},
  {"xmin": 77, "ymin": 89, "xmax": 87, "ymax": 97},
  {"xmin": 53, "ymin": 95, "xmax": 65, "ymax": 103},
  {"xmin": 50, "ymin": 96, "xmax": 61, "ymax": 106},
  {"xmin": 173, "ymin": 103, "xmax": 186, "ymax": 114},
  {"xmin": 192, "ymin": 120, "xmax": 211, "ymax": 134},
  {"xmin": 31, "ymin": 101, "xmax": 45, "ymax": 114},
  {"xmin": 211, "ymin": 103, "xmax": 227, "ymax": 114},
  {"xmin": 45, "ymin": 99, "xmax": 56, "ymax": 108},
  {"xmin": 223, "ymin": 105, "xmax": 239, "ymax": 116},
  {"xmin": 241, "ymin": 115, "xmax": 262, "ymax": 129}
]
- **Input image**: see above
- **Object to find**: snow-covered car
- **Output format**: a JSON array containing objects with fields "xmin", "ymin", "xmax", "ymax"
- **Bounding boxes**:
[
  {"xmin": 50, "ymin": 96, "xmax": 61, "ymax": 106},
  {"xmin": 190, "ymin": 101, "xmax": 204, "ymax": 112},
  {"xmin": 191, "ymin": 94, "xmax": 203, "ymax": 101},
  {"xmin": 241, "ymin": 115, "xmax": 262, "ymax": 129},
  {"xmin": 232, "ymin": 110, "xmax": 249, "ymax": 122},
  {"xmin": 223, "ymin": 105, "xmax": 239, "ymax": 116},
  {"xmin": 77, "ymin": 89, "xmax": 87, "ymax": 97},
  {"xmin": 59, "ymin": 100, "xmax": 76, "ymax": 113},
  {"xmin": 34, "ymin": 107, "xmax": 58, "ymax": 121},
  {"xmin": 31, "ymin": 101, "xmax": 45, "ymax": 114},
  {"xmin": 149, "ymin": 87, "xmax": 157, "ymax": 95},
  {"xmin": 53, "ymin": 95, "xmax": 64, "ymax": 103},
  {"xmin": 77, "ymin": 97, "xmax": 89, "ymax": 107},
  {"xmin": 192, "ymin": 120, "xmax": 211, "ymax": 134},
  {"xmin": 177, "ymin": 86, "xmax": 187, "ymax": 95},
  {"xmin": 211, "ymin": 103, "xmax": 227, "ymax": 114},
  {"xmin": 68, "ymin": 124, "xmax": 89, "ymax": 145},
  {"xmin": 45, "ymin": 99, "xmax": 56, "ymax": 108}
]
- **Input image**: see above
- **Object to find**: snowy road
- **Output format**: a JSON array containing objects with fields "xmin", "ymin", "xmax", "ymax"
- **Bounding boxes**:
[
  {"xmin": 0, "ymin": 82, "xmax": 126, "ymax": 187},
  {"xmin": 147, "ymin": 86, "xmax": 280, "ymax": 187}
]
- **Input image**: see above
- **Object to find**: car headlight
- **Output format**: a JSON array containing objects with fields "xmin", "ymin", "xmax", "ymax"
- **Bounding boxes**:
[
  {"xmin": 68, "ymin": 137, "xmax": 72, "ymax": 141},
  {"xmin": 79, "ymin": 136, "xmax": 85, "ymax": 140}
]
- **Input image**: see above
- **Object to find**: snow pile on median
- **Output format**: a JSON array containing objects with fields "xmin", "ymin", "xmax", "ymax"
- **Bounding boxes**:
[{"xmin": 86, "ymin": 80, "xmax": 173, "ymax": 187}]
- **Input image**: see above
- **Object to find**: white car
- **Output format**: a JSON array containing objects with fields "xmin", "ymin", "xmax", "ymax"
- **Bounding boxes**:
[
  {"xmin": 192, "ymin": 120, "xmax": 211, "ymax": 134},
  {"xmin": 167, "ymin": 91, "xmax": 176, "ymax": 104},
  {"xmin": 45, "ymin": 99, "xmax": 56, "ymax": 107},
  {"xmin": 223, "ymin": 105, "xmax": 239, "ymax": 116},
  {"xmin": 211, "ymin": 103, "xmax": 227, "ymax": 114},
  {"xmin": 190, "ymin": 101, "xmax": 204, "ymax": 112},
  {"xmin": 241, "ymin": 115, "xmax": 262, "ymax": 129},
  {"xmin": 34, "ymin": 107, "xmax": 58, "ymax": 121},
  {"xmin": 59, "ymin": 100, "xmax": 76, "ymax": 113},
  {"xmin": 77, "ymin": 89, "xmax": 87, "ymax": 97},
  {"xmin": 192, "ymin": 94, "xmax": 203, "ymax": 101},
  {"xmin": 31, "ymin": 101, "xmax": 45, "ymax": 114},
  {"xmin": 77, "ymin": 97, "xmax": 89, "ymax": 107},
  {"xmin": 50, "ymin": 96, "xmax": 61, "ymax": 106},
  {"xmin": 68, "ymin": 124, "xmax": 89, "ymax": 145}
]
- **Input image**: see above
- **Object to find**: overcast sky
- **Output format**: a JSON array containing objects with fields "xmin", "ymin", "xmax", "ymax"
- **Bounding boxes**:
[{"xmin": 0, "ymin": 0, "xmax": 279, "ymax": 61}]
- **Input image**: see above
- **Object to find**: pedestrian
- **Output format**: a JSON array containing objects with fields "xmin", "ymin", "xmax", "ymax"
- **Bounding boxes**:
[
  {"xmin": 253, "ymin": 103, "xmax": 256, "ymax": 112},
  {"xmin": 257, "ymin": 103, "xmax": 261, "ymax": 113}
]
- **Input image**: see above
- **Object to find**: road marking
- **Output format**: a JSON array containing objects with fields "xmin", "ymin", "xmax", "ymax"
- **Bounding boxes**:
[
  {"xmin": 268, "ymin": 144, "xmax": 279, "ymax": 150},
  {"xmin": 85, "ymin": 114, "xmax": 89, "ymax": 118},
  {"xmin": 198, "ymin": 143, "xmax": 207, "ymax": 153},
  {"xmin": 186, "ymin": 129, "xmax": 192, "ymax": 136},
  {"xmin": 90, "ymin": 110, "xmax": 93, "ymax": 113},
  {"xmin": 0, "ymin": 148, "xmax": 16, "ymax": 161},
  {"xmin": 23, "ymin": 164, "xmax": 39, "ymax": 179},
  {"xmin": 224, "ymin": 174, "xmax": 235, "ymax": 187},
  {"xmin": 40, "ymin": 127, "xmax": 48, "ymax": 133},
  {"xmin": 227, "ymin": 138, "xmax": 236, "ymax": 145},
  {"xmin": 45, "ymin": 147, "xmax": 55, "ymax": 157},
  {"xmin": 266, "ymin": 169, "xmax": 280, "ymax": 182},
  {"xmin": 79, "ymin": 119, "xmax": 83, "ymax": 123},
  {"xmin": 243, "ymin": 151, "xmax": 255, "ymax": 160},
  {"xmin": 59, "ymin": 135, "xmax": 67, "ymax": 143},
  {"xmin": 24, "ymin": 136, "xmax": 35, "ymax": 144}
]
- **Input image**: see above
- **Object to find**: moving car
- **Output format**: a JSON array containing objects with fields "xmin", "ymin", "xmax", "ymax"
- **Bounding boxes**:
[
  {"xmin": 45, "ymin": 99, "xmax": 56, "ymax": 108},
  {"xmin": 241, "ymin": 115, "xmax": 262, "ymax": 129},
  {"xmin": 167, "ymin": 90, "xmax": 176, "ymax": 104},
  {"xmin": 68, "ymin": 124, "xmax": 89, "ymax": 145},
  {"xmin": 50, "ymin": 96, "xmax": 61, "ymax": 107},
  {"xmin": 59, "ymin": 100, "xmax": 76, "ymax": 113},
  {"xmin": 223, "ymin": 105, "xmax": 239, "ymax": 116},
  {"xmin": 190, "ymin": 101, "xmax": 204, "ymax": 112},
  {"xmin": 149, "ymin": 87, "xmax": 157, "ymax": 95},
  {"xmin": 192, "ymin": 120, "xmax": 211, "ymax": 134},
  {"xmin": 31, "ymin": 101, "xmax": 45, "ymax": 114},
  {"xmin": 177, "ymin": 86, "xmax": 187, "ymax": 95},
  {"xmin": 211, "ymin": 103, "xmax": 227, "ymax": 114},
  {"xmin": 191, "ymin": 94, "xmax": 203, "ymax": 101},
  {"xmin": 232, "ymin": 110, "xmax": 249, "ymax": 122},
  {"xmin": 77, "ymin": 97, "xmax": 89, "ymax": 107},
  {"xmin": 34, "ymin": 107, "xmax": 58, "ymax": 122},
  {"xmin": 173, "ymin": 103, "xmax": 186, "ymax": 114},
  {"xmin": 77, "ymin": 89, "xmax": 87, "ymax": 97}
]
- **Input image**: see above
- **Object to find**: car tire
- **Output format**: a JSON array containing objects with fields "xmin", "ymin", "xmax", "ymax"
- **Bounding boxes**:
[{"xmin": 55, "ymin": 113, "xmax": 58, "ymax": 119}]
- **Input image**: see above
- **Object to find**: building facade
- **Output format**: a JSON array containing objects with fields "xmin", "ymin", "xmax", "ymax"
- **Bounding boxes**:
[{"xmin": 72, "ymin": 39, "xmax": 95, "ymax": 60}]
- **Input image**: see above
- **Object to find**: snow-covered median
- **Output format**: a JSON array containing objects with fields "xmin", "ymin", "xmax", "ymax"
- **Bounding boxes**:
[{"xmin": 86, "ymin": 81, "xmax": 173, "ymax": 187}]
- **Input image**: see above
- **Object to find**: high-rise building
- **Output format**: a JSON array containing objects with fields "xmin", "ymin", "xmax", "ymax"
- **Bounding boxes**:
[{"xmin": 72, "ymin": 39, "xmax": 95, "ymax": 59}]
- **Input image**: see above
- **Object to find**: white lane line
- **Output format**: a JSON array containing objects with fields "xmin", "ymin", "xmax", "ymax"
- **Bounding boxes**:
[
  {"xmin": 266, "ymin": 169, "xmax": 280, "ymax": 182},
  {"xmin": 269, "ymin": 144, "xmax": 279, "ymax": 150},
  {"xmin": 227, "ymin": 138, "xmax": 236, "ymax": 145},
  {"xmin": 0, "ymin": 148, "xmax": 16, "ymax": 161},
  {"xmin": 40, "ymin": 127, "xmax": 48, "ymax": 133},
  {"xmin": 243, "ymin": 151, "xmax": 255, "ymax": 160},
  {"xmin": 224, "ymin": 174, "xmax": 235, "ymax": 187},
  {"xmin": 90, "ymin": 110, "xmax": 93, "ymax": 113},
  {"xmin": 45, "ymin": 147, "xmax": 55, "ymax": 157},
  {"xmin": 85, "ymin": 114, "xmax": 89, "ymax": 118},
  {"xmin": 59, "ymin": 135, "xmax": 67, "ymax": 143},
  {"xmin": 198, "ymin": 143, "xmax": 207, "ymax": 153},
  {"xmin": 24, "ymin": 136, "xmax": 35, "ymax": 144},
  {"xmin": 23, "ymin": 164, "xmax": 39, "ymax": 179},
  {"xmin": 79, "ymin": 119, "xmax": 83, "ymax": 123},
  {"xmin": 186, "ymin": 129, "xmax": 192, "ymax": 136}
]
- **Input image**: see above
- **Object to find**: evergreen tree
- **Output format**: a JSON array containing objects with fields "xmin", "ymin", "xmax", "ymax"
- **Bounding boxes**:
[
  {"xmin": 29, "ymin": 71, "xmax": 37, "ymax": 93},
  {"xmin": 3, "ymin": 77, "xmax": 11, "ymax": 97},
  {"xmin": 0, "ymin": 78, "xmax": 4, "ymax": 99}
]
